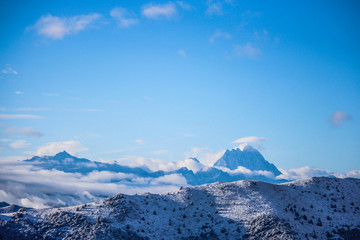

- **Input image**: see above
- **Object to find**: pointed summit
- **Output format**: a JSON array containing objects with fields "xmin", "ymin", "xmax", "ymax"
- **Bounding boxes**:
[
  {"xmin": 189, "ymin": 157, "xmax": 200, "ymax": 163},
  {"xmin": 213, "ymin": 146, "xmax": 282, "ymax": 176},
  {"xmin": 54, "ymin": 151, "xmax": 74, "ymax": 160}
]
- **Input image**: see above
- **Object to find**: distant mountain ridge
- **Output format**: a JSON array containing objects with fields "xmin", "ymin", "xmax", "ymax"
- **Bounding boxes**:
[
  {"xmin": 16, "ymin": 149, "xmax": 287, "ymax": 207},
  {"xmin": 25, "ymin": 149, "xmax": 285, "ymax": 186},
  {"xmin": 213, "ymin": 145, "xmax": 282, "ymax": 176}
]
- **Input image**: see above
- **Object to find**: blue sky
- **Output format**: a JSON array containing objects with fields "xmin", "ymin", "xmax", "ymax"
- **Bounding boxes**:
[{"xmin": 0, "ymin": 0, "xmax": 359, "ymax": 172}]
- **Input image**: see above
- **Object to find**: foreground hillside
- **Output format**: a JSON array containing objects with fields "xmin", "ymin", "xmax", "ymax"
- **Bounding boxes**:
[{"xmin": 1, "ymin": 177, "xmax": 359, "ymax": 239}]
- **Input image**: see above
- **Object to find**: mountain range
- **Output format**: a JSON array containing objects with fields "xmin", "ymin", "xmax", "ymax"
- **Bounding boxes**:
[
  {"xmin": 0, "ymin": 146, "xmax": 287, "ymax": 208},
  {"xmin": 25, "ymin": 145, "xmax": 284, "ymax": 187}
]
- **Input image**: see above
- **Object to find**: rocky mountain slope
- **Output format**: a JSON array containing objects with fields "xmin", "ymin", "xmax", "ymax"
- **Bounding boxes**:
[{"xmin": 1, "ymin": 177, "xmax": 359, "ymax": 240}]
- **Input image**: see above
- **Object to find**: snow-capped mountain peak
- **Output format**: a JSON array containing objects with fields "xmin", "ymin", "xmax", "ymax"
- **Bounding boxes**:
[{"xmin": 213, "ymin": 146, "xmax": 282, "ymax": 176}]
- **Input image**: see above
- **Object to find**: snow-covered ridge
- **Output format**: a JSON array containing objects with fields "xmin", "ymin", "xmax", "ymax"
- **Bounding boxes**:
[{"xmin": 1, "ymin": 177, "xmax": 359, "ymax": 239}]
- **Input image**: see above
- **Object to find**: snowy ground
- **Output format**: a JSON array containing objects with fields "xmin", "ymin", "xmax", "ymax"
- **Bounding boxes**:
[{"xmin": 1, "ymin": 177, "xmax": 359, "ymax": 239}]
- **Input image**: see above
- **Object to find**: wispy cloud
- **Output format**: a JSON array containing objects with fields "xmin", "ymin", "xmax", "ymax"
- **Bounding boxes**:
[
  {"xmin": 149, "ymin": 150, "xmax": 168, "ymax": 155},
  {"xmin": 185, "ymin": 147, "xmax": 225, "ymax": 166},
  {"xmin": 29, "ymin": 13, "xmax": 101, "ymax": 39},
  {"xmin": 1, "ymin": 66, "xmax": 18, "ymax": 75},
  {"xmin": 177, "ymin": 49, "xmax": 186, "ymax": 57},
  {"xmin": 143, "ymin": 96, "xmax": 153, "ymax": 100},
  {"xmin": 234, "ymin": 43, "xmax": 262, "ymax": 58},
  {"xmin": 9, "ymin": 140, "xmax": 29, "ymax": 149},
  {"xmin": 43, "ymin": 93, "xmax": 60, "ymax": 97},
  {"xmin": 209, "ymin": 30, "xmax": 231, "ymax": 43},
  {"xmin": 206, "ymin": 2, "xmax": 222, "ymax": 15},
  {"xmin": 34, "ymin": 140, "xmax": 88, "ymax": 156},
  {"xmin": 2, "ymin": 126, "xmax": 43, "ymax": 137},
  {"xmin": 110, "ymin": 7, "xmax": 138, "ymax": 27},
  {"xmin": 13, "ymin": 107, "xmax": 50, "ymax": 112},
  {"xmin": 330, "ymin": 111, "xmax": 352, "ymax": 127},
  {"xmin": 79, "ymin": 108, "xmax": 101, "ymax": 112},
  {"xmin": 176, "ymin": 1, "xmax": 192, "ymax": 10},
  {"xmin": 206, "ymin": 0, "xmax": 234, "ymax": 16},
  {"xmin": 142, "ymin": 3, "xmax": 177, "ymax": 19},
  {"xmin": 183, "ymin": 133, "xmax": 194, "ymax": 137},
  {"xmin": 277, "ymin": 166, "xmax": 333, "ymax": 180},
  {"xmin": 216, "ymin": 166, "xmax": 275, "ymax": 178},
  {"xmin": 15, "ymin": 91, "xmax": 23, "ymax": 94},
  {"xmin": 0, "ymin": 114, "xmax": 43, "ymax": 119},
  {"xmin": 135, "ymin": 139, "xmax": 145, "ymax": 144},
  {"xmin": 239, "ymin": 10, "xmax": 260, "ymax": 28},
  {"xmin": 233, "ymin": 136, "xmax": 267, "ymax": 144}
]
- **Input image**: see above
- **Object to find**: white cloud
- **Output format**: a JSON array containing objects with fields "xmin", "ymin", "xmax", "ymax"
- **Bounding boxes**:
[
  {"xmin": 151, "ymin": 173, "xmax": 187, "ymax": 185},
  {"xmin": 116, "ymin": 155, "xmax": 178, "ymax": 172},
  {"xmin": 209, "ymin": 30, "xmax": 231, "ymax": 43},
  {"xmin": 142, "ymin": 3, "xmax": 177, "ymax": 19},
  {"xmin": 13, "ymin": 107, "xmax": 49, "ymax": 111},
  {"xmin": 1, "ymin": 67, "xmax": 18, "ymax": 75},
  {"xmin": 79, "ymin": 108, "xmax": 101, "ymax": 112},
  {"xmin": 176, "ymin": 1, "xmax": 192, "ymax": 10},
  {"xmin": 9, "ymin": 140, "xmax": 29, "ymax": 149},
  {"xmin": 43, "ymin": 93, "xmax": 60, "ymax": 97},
  {"xmin": 330, "ymin": 111, "xmax": 352, "ymax": 127},
  {"xmin": 0, "ymin": 160, "xmax": 188, "ymax": 208},
  {"xmin": 144, "ymin": 96, "xmax": 153, "ymax": 100},
  {"xmin": 335, "ymin": 170, "xmax": 360, "ymax": 178},
  {"xmin": 0, "ymin": 155, "xmax": 27, "ymax": 164},
  {"xmin": 233, "ymin": 136, "xmax": 267, "ymax": 144},
  {"xmin": 216, "ymin": 166, "xmax": 275, "ymax": 178},
  {"xmin": 135, "ymin": 139, "xmax": 145, "ymax": 144},
  {"xmin": 277, "ymin": 166, "xmax": 360, "ymax": 181},
  {"xmin": 0, "ymin": 114, "xmax": 43, "ymax": 119},
  {"xmin": 177, "ymin": 49, "xmax": 186, "ymax": 57},
  {"xmin": 206, "ymin": 0, "xmax": 234, "ymax": 15},
  {"xmin": 15, "ymin": 91, "xmax": 23, "ymax": 94},
  {"xmin": 3, "ymin": 126, "xmax": 43, "ymax": 137},
  {"xmin": 206, "ymin": 2, "xmax": 222, "ymax": 15},
  {"xmin": 183, "ymin": 133, "xmax": 194, "ymax": 137},
  {"xmin": 234, "ymin": 43, "xmax": 262, "ymax": 58},
  {"xmin": 29, "ymin": 13, "xmax": 101, "ymax": 39},
  {"xmin": 277, "ymin": 166, "xmax": 332, "ymax": 180},
  {"xmin": 176, "ymin": 158, "xmax": 207, "ymax": 173},
  {"xmin": 34, "ymin": 140, "xmax": 88, "ymax": 156},
  {"xmin": 185, "ymin": 147, "xmax": 225, "ymax": 166},
  {"xmin": 110, "ymin": 7, "xmax": 138, "ymax": 27},
  {"xmin": 150, "ymin": 150, "xmax": 168, "ymax": 155},
  {"xmin": 185, "ymin": 147, "xmax": 204, "ymax": 158}
]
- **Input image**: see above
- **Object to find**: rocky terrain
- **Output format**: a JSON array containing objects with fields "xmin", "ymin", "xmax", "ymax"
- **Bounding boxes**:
[{"xmin": 1, "ymin": 177, "xmax": 360, "ymax": 239}]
